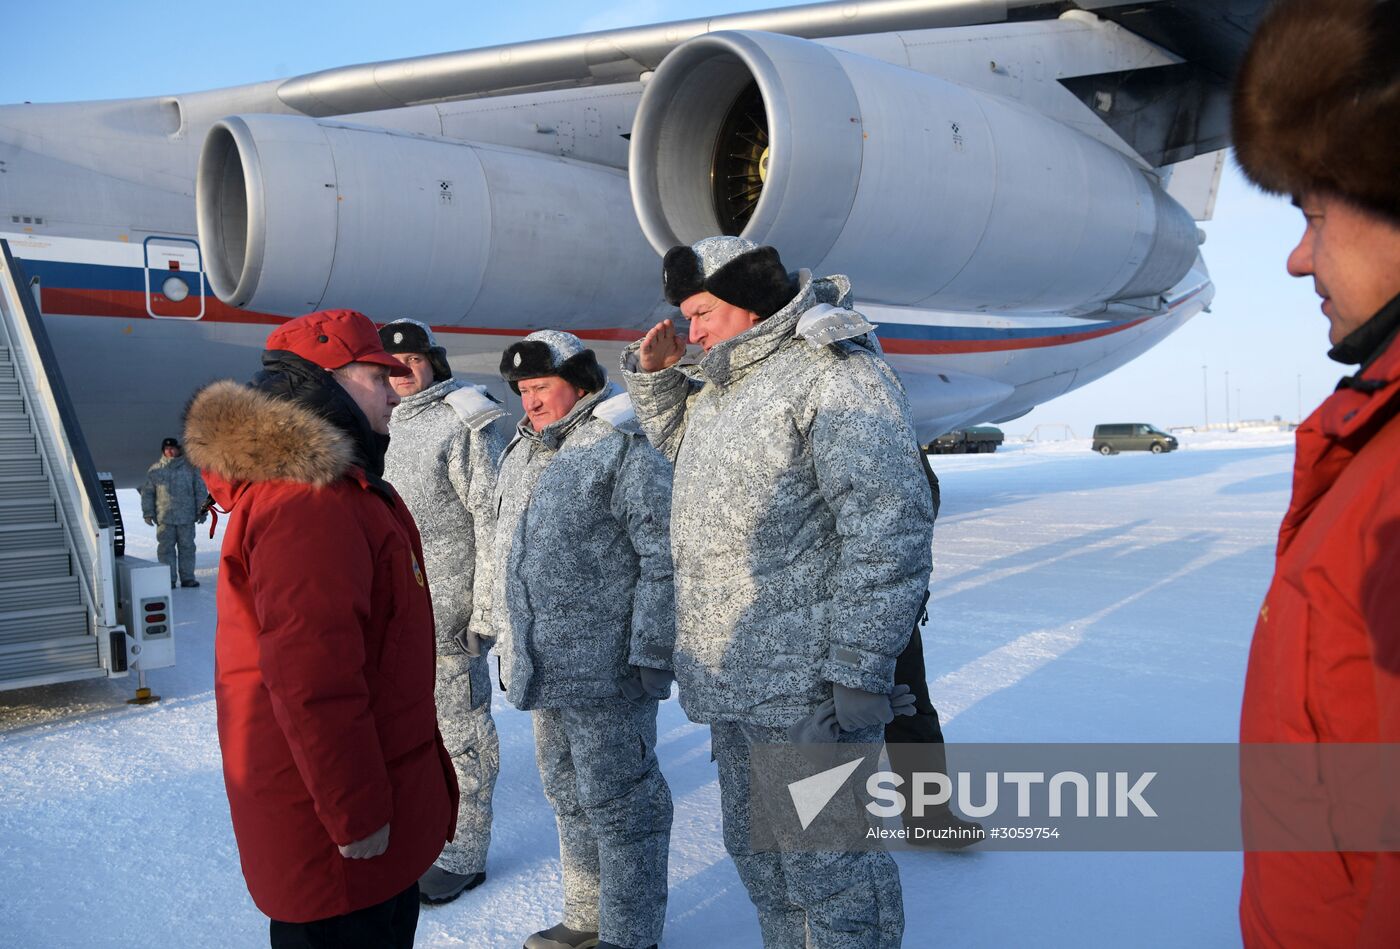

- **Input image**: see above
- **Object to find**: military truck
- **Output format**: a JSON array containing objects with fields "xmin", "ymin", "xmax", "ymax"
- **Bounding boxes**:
[{"xmin": 928, "ymin": 426, "xmax": 1005, "ymax": 454}]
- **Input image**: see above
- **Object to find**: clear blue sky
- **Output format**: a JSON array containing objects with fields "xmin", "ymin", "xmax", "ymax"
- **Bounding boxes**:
[{"xmin": 7, "ymin": 0, "xmax": 1341, "ymax": 435}]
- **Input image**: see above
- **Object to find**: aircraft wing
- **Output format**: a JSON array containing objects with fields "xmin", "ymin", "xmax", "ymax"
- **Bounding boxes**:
[
  {"xmin": 275, "ymin": 0, "xmax": 1043, "ymax": 115},
  {"xmin": 276, "ymin": 0, "xmax": 1267, "ymax": 171}
]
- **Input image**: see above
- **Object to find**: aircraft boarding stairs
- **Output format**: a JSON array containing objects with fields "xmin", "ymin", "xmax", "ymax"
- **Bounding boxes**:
[{"xmin": 0, "ymin": 239, "xmax": 172, "ymax": 696}]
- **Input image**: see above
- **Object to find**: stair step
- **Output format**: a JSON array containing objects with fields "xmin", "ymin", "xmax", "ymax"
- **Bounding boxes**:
[
  {"xmin": 0, "ymin": 432, "xmax": 36, "ymax": 454},
  {"xmin": 0, "ymin": 414, "xmax": 31, "ymax": 435},
  {"xmin": 0, "ymin": 547, "xmax": 71, "ymax": 584},
  {"xmin": 0, "ymin": 575, "xmax": 79, "ymax": 612},
  {"xmin": 0, "ymin": 635, "xmax": 104, "ymax": 688},
  {"xmin": 0, "ymin": 397, "xmax": 23, "ymax": 415},
  {"xmin": 0, "ymin": 363, "xmax": 13, "ymax": 380},
  {"xmin": 0, "ymin": 379, "xmax": 19, "ymax": 398},
  {"xmin": 0, "ymin": 523, "xmax": 64, "ymax": 554},
  {"xmin": 0, "ymin": 497, "xmax": 55, "ymax": 527},
  {"xmin": 0, "ymin": 456, "xmax": 42, "ymax": 479},
  {"xmin": 0, "ymin": 604, "xmax": 90, "ymax": 647},
  {"xmin": 0, "ymin": 477, "xmax": 48, "ymax": 502}
]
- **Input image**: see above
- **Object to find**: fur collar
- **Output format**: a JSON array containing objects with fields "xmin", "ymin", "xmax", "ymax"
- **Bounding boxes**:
[{"xmin": 183, "ymin": 380, "xmax": 355, "ymax": 488}]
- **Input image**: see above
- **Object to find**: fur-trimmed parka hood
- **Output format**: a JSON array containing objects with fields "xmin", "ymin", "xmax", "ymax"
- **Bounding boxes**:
[
  {"xmin": 1232, "ymin": 0, "xmax": 1400, "ymax": 221},
  {"xmin": 184, "ymin": 380, "xmax": 356, "ymax": 491}
]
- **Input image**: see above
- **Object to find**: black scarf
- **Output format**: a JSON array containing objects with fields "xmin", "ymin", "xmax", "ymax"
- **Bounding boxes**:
[{"xmin": 1329, "ymin": 291, "xmax": 1400, "ymax": 369}]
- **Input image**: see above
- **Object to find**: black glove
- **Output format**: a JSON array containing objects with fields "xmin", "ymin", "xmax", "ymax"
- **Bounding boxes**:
[
  {"xmin": 620, "ymin": 665, "xmax": 674, "ymax": 701},
  {"xmin": 453, "ymin": 627, "xmax": 491, "ymax": 658}
]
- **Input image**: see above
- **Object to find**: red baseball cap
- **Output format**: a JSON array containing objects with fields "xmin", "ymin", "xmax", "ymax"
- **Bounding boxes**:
[{"xmin": 265, "ymin": 309, "xmax": 412, "ymax": 376}]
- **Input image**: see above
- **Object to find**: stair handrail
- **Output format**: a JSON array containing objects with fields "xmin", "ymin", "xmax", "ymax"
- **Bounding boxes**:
[{"xmin": 0, "ymin": 239, "xmax": 117, "ymax": 629}]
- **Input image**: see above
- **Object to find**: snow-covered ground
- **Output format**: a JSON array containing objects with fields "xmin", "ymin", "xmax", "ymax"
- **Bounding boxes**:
[{"xmin": 0, "ymin": 429, "xmax": 1295, "ymax": 947}]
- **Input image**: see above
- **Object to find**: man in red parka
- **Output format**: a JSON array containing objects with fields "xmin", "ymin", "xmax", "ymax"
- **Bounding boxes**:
[
  {"xmin": 1232, "ymin": 1, "xmax": 1400, "ymax": 945},
  {"xmin": 184, "ymin": 309, "xmax": 458, "ymax": 948}
]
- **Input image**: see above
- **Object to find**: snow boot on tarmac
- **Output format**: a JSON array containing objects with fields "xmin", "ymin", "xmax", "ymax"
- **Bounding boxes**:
[
  {"xmin": 417, "ymin": 865, "xmax": 485, "ymax": 904},
  {"xmin": 523, "ymin": 923, "xmax": 600, "ymax": 949}
]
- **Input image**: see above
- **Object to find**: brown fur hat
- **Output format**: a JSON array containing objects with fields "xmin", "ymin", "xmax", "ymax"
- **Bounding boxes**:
[{"xmin": 1232, "ymin": 0, "xmax": 1400, "ymax": 221}]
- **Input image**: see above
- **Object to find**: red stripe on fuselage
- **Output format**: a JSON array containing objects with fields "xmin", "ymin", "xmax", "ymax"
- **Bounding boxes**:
[
  {"xmin": 40, "ymin": 287, "xmax": 648, "ymax": 341},
  {"xmin": 40, "ymin": 287, "xmax": 1164, "ymax": 353},
  {"xmin": 879, "ymin": 316, "xmax": 1153, "ymax": 355}
]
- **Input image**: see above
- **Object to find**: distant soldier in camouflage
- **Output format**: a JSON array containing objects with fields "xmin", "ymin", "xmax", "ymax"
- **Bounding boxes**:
[
  {"xmin": 482, "ymin": 330, "xmax": 675, "ymax": 949},
  {"xmin": 380, "ymin": 319, "xmax": 508, "ymax": 906},
  {"xmin": 625, "ymin": 237, "xmax": 932, "ymax": 949},
  {"xmin": 140, "ymin": 436, "xmax": 208, "ymax": 588}
]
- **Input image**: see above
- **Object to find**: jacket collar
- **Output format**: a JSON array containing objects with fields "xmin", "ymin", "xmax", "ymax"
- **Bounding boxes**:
[
  {"xmin": 183, "ymin": 380, "xmax": 363, "ymax": 511},
  {"xmin": 696, "ymin": 270, "xmax": 867, "ymax": 388},
  {"xmin": 1328, "ymin": 291, "xmax": 1400, "ymax": 369},
  {"xmin": 391, "ymin": 377, "xmax": 462, "ymax": 423},
  {"xmin": 1316, "ymin": 293, "xmax": 1400, "ymax": 441}
]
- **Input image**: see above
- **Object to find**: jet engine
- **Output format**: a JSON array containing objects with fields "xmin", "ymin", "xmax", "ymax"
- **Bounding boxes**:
[
  {"xmin": 629, "ymin": 31, "xmax": 1200, "ymax": 311},
  {"xmin": 197, "ymin": 115, "xmax": 660, "ymax": 327}
]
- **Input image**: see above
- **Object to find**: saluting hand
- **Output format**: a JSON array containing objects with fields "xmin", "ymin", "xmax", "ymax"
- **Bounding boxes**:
[{"xmin": 638, "ymin": 319, "xmax": 686, "ymax": 372}]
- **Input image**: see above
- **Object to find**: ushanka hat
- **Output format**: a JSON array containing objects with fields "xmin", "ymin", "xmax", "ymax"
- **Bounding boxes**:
[
  {"xmin": 379, "ymin": 318, "xmax": 453, "ymax": 382},
  {"xmin": 1232, "ymin": 0, "xmax": 1400, "ymax": 222},
  {"xmin": 662, "ymin": 236, "xmax": 798, "ymax": 318},
  {"xmin": 499, "ymin": 330, "xmax": 606, "ymax": 395}
]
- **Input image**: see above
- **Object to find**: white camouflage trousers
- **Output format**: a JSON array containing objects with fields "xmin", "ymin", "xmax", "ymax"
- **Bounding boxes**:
[
  {"xmin": 434, "ymin": 652, "xmax": 499, "ymax": 875},
  {"xmin": 155, "ymin": 522, "xmax": 196, "ymax": 585},
  {"xmin": 533, "ymin": 698, "xmax": 673, "ymax": 948},
  {"xmin": 711, "ymin": 720, "xmax": 904, "ymax": 949}
]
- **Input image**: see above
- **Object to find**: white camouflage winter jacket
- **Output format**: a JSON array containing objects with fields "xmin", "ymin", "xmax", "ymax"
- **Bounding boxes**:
[
  {"xmin": 140, "ymin": 455, "xmax": 208, "ymax": 525},
  {"xmin": 622, "ymin": 271, "xmax": 934, "ymax": 728},
  {"xmin": 383, "ymin": 379, "xmax": 508, "ymax": 659},
  {"xmin": 480, "ymin": 383, "xmax": 675, "ymax": 710}
]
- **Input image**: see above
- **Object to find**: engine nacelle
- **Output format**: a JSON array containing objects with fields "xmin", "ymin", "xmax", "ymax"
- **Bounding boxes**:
[
  {"xmin": 198, "ymin": 115, "xmax": 660, "ymax": 327},
  {"xmin": 629, "ymin": 31, "xmax": 1199, "ymax": 311}
]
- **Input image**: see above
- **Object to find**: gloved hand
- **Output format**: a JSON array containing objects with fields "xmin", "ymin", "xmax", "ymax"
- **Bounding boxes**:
[
  {"xmin": 338, "ymin": 822, "xmax": 390, "ymax": 859},
  {"xmin": 832, "ymin": 683, "xmax": 898, "ymax": 732},
  {"xmin": 196, "ymin": 503, "xmax": 211, "ymax": 525},
  {"xmin": 143, "ymin": 517, "xmax": 155, "ymax": 527},
  {"xmin": 890, "ymin": 683, "xmax": 917, "ymax": 718},
  {"xmin": 453, "ymin": 627, "xmax": 491, "ymax": 658},
  {"xmin": 787, "ymin": 698, "xmax": 841, "ymax": 744},
  {"xmin": 620, "ymin": 665, "xmax": 674, "ymax": 701}
]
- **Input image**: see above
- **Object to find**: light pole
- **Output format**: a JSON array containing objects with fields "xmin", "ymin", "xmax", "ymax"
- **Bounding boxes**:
[
  {"xmin": 1225, "ymin": 370, "xmax": 1231, "ymax": 431},
  {"xmin": 1202, "ymin": 364, "xmax": 1209, "ymax": 431}
]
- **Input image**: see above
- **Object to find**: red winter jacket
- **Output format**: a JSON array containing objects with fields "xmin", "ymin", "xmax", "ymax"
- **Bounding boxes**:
[
  {"xmin": 1240, "ymin": 321, "xmax": 1400, "ymax": 948},
  {"xmin": 185, "ymin": 380, "xmax": 457, "ymax": 924}
]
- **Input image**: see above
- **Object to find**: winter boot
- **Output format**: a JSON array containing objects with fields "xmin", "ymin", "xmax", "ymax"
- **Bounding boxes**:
[
  {"xmin": 417, "ymin": 865, "xmax": 485, "ymax": 904},
  {"xmin": 523, "ymin": 923, "xmax": 600, "ymax": 949},
  {"xmin": 180, "ymin": 579, "xmax": 200, "ymax": 588}
]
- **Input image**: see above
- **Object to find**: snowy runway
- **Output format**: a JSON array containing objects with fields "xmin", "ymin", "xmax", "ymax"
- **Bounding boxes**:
[{"xmin": 0, "ymin": 431, "xmax": 1291, "ymax": 947}]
